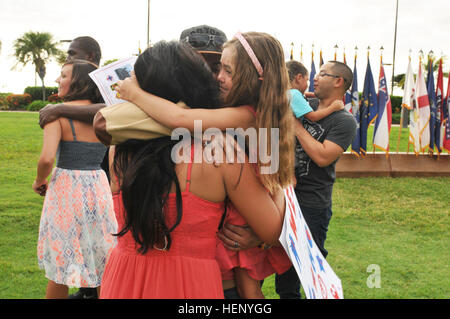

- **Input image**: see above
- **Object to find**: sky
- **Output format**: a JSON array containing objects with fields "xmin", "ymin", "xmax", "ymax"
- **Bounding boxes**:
[{"xmin": 1, "ymin": 0, "xmax": 449, "ymax": 96}]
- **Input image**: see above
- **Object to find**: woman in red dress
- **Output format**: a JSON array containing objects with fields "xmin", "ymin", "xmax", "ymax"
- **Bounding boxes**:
[{"xmin": 99, "ymin": 41, "xmax": 286, "ymax": 299}]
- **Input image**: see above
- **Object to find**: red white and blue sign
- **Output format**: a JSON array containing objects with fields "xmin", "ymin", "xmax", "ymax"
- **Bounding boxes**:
[{"xmin": 279, "ymin": 186, "xmax": 344, "ymax": 299}]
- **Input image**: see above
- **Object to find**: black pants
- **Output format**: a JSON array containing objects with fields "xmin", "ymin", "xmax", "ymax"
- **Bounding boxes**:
[
  {"xmin": 275, "ymin": 204, "xmax": 333, "ymax": 299},
  {"xmin": 224, "ymin": 287, "xmax": 241, "ymax": 299}
]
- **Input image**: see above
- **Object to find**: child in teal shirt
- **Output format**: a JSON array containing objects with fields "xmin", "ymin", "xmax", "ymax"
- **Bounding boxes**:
[
  {"xmin": 286, "ymin": 60, "xmax": 344, "ymax": 121},
  {"xmin": 289, "ymin": 88, "xmax": 344, "ymax": 121}
]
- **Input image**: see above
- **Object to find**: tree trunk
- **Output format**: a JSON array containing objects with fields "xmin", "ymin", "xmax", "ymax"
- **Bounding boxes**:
[
  {"xmin": 40, "ymin": 78, "xmax": 46, "ymax": 101},
  {"xmin": 37, "ymin": 64, "xmax": 46, "ymax": 101},
  {"xmin": 42, "ymin": 86, "xmax": 46, "ymax": 101}
]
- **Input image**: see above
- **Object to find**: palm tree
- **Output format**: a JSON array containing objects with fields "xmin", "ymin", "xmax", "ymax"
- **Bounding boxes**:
[{"xmin": 13, "ymin": 31, "xmax": 63, "ymax": 100}]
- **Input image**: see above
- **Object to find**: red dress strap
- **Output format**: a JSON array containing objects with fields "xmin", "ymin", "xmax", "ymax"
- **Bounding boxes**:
[
  {"xmin": 185, "ymin": 141, "xmax": 195, "ymax": 193},
  {"xmin": 242, "ymin": 105, "xmax": 257, "ymax": 118}
]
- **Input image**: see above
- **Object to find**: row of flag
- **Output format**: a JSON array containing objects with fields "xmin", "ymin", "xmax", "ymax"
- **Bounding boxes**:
[{"xmin": 301, "ymin": 48, "xmax": 450, "ymax": 157}]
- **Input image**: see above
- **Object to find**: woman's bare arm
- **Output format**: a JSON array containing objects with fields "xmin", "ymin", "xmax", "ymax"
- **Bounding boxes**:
[
  {"xmin": 115, "ymin": 74, "xmax": 254, "ymax": 131},
  {"xmin": 32, "ymin": 121, "xmax": 61, "ymax": 195},
  {"xmin": 221, "ymin": 160, "xmax": 285, "ymax": 246},
  {"xmin": 108, "ymin": 146, "xmax": 120, "ymax": 193}
]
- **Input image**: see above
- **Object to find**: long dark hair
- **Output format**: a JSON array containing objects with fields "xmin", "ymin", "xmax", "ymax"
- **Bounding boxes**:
[
  {"xmin": 114, "ymin": 41, "xmax": 221, "ymax": 254},
  {"xmin": 63, "ymin": 59, "xmax": 104, "ymax": 103}
]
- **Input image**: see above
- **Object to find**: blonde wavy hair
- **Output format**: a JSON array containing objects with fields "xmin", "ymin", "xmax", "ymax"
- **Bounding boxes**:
[{"xmin": 223, "ymin": 32, "xmax": 295, "ymax": 194}]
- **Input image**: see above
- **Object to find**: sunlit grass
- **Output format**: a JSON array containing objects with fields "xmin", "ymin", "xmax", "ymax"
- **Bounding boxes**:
[{"xmin": 0, "ymin": 112, "xmax": 448, "ymax": 299}]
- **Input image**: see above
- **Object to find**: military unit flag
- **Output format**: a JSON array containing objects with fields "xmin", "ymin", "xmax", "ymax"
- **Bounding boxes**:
[
  {"xmin": 359, "ymin": 57, "xmax": 378, "ymax": 156},
  {"xmin": 444, "ymin": 65, "xmax": 450, "ymax": 151},
  {"xmin": 403, "ymin": 59, "xmax": 421, "ymax": 155},
  {"xmin": 290, "ymin": 45, "xmax": 449, "ymax": 157},
  {"xmin": 309, "ymin": 57, "xmax": 316, "ymax": 93},
  {"xmin": 373, "ymin": 63, "xmax": 392, "ymax": 154},
  {"xmin": 415, "ymin": 61, "xmax": 431, "ymax": 152},
  {"xmin": 426, "ymin": 59, "xmax": 439, "ymax": 154},
  {"xmin": 434, "ymin": 58, "xmax": 445, "ymax": 153},
  {"xmin": 350, "ymin": 55, "xmax": 361, "ymax": 156}
]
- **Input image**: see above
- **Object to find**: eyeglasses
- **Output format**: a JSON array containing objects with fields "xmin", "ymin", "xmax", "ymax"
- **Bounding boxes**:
[
  {"xmin": 184, "ymin": 34, "xmax": 227, "ymax": 50},
  {"xmin": 317, "ymin": 72, "xmax": 350, "ymax": 85},
  {"xmin": 317, "ymin": 72, "xmax": 341, "ymax": 79}
]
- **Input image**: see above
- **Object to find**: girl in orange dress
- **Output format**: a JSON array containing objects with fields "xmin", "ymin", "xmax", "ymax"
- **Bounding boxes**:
[{"xmin": 99, "ymin": 40, "xmax": 286, "ymax": 299}]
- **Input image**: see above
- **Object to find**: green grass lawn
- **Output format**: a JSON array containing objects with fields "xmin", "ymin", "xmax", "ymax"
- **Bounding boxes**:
[{"xmin": 0, "ymin": 112, "xmax": 449, "ymax": 299}]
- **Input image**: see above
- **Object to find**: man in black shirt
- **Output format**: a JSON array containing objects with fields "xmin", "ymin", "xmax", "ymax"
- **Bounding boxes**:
[
  {"xmin": 220, "ymin": 61, "xmax": 357, "ymax": 299},
  {"xmin": 275, "ymin": 61, "xmax": 357, "ymax": 299}
]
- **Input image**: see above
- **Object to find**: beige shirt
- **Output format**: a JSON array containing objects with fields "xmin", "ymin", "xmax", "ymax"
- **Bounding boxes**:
[{"xmin": 93, "ymin": 101, "xmax": 187, "ymax": 145}]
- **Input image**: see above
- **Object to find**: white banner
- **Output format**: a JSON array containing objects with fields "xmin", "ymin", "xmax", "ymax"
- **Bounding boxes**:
[
  {"xmin": 89, "ymin": 56, "xmax": 138, "ymax": 106},
  {"xmin": 279, "ymin": 186, "xmax": 344, "ymax": 299}
]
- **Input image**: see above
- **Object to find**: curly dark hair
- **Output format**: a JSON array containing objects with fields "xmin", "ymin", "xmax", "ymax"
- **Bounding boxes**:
[{"xmin": 71, "ymin": 36, "xmax": 102, "ymax": 66}]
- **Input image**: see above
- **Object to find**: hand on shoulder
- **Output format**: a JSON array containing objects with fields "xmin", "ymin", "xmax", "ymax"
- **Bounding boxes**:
[{"xmin": 39, "ymin": 103, "xmax": 64, "ymax": 128}]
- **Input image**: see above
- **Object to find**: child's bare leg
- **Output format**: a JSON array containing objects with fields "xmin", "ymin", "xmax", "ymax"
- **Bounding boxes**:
[
  {"xmin": 46, "ymin": 280, "xmax": 68, "ymax": 299},
  {"xmin": 234, "ymin": 267, "xmax": 265, "ymax": 299}
]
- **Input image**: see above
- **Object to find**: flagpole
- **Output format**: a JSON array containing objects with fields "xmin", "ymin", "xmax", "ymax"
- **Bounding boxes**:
[
  {"xmin": 438, "ymin": 54, "xmax": 442, "ymax": 158},
  {"xmin": 391, "ymin": 0, "xmax": 399, "ymax": 94},
  {"xmin": 407, "ymin": 50, "xmax": 411, "ymax": 157},
  {"xmin": 290, "ymin": 42, "xmax": 294, "ymax": 60},
  {"xmin": 308, "ymin": 44, "xmax": 315, "ymax": 94},
  {"xmin": 320, "ymin": 48, "xmax": 323, "ymax": 66},
  {"xmin": 147, "ymin": 0, "xmax": 151, "ymax": 48},
  {"xmin": 367, "ymin": 46, "xmax": 373, "ymax": 154},
  {"xmin": 419, "ymin": 50, "xmax": 424, "ymax": 154},
  {"xmin": 373, "ymin": 47, "xmax": 384, "ymax": 154},
  {"xmin": 300, "ymin": 44, "xmax": 303, "ymax": 63},
  {"xmin": 396, "ymin": 53, "xmax": 410, "ymax": 153},
  {"xmin": 380, "ymin": 46, "xmax": 384, "ymax": 66},
  {"xmin": 428, "ymin": 51, "xmax": 436, "ymax": 157},
  {"xmin": 351, "ymin": 46, "xmax": 360, "ymax": 158},
  {"xmin": 437, "ymin": 56, "xmax": 444, "ymax": 159}
]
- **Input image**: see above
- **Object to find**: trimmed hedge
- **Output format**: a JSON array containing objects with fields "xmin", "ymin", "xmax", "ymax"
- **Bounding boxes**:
[
  {"xmin": 47, "ymin": 93, "xmax": 63, "ymax": 103},
  {"xmin": 6, "ymin": 94, "xmax": 32, "ymax": 110},
  {"xmin": 0, "ymin": 93, "xmax": 12, "ymax": 110},
  {"xmin": 357, "ymin": 93, "xmax": 402, "ymax": 113},
  {"xmin": 390, "ymin": 95, "xmax": 402, "ymax": 114},
  {"xmin": 27, "ymin": 100, "xmax": 49, "ymax": 111},
  {"xmin": 23, "ymin": 86, "xmax": 58, "ymax": 101},
  {"xmin": 392, "ymin": 112, "xmax": 401, "ymax": 124}
]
